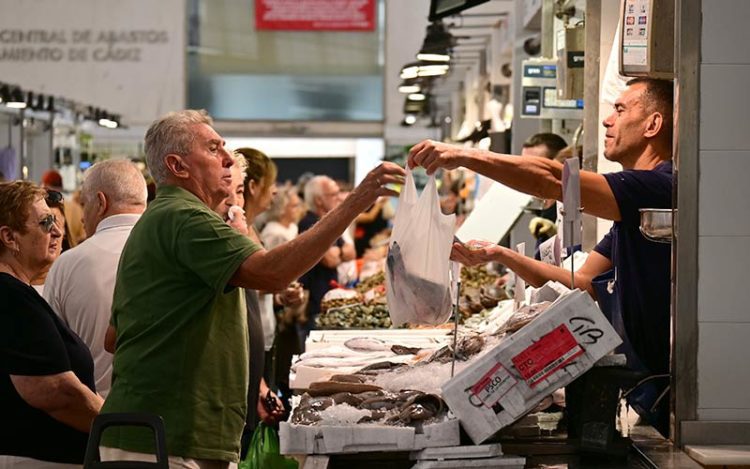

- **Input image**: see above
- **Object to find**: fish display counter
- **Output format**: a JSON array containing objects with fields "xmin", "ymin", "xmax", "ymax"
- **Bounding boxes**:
[{"xmin": 281, "ymin": 284, "xmax": 627, "ymax": 465}]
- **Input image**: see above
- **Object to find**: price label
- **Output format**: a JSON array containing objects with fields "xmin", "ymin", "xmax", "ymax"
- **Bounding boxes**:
[
  {"xmin": 470, "ymin": 363, "xmax": 517, "ymax": 408},
  {"xmin": 512, "ymin": 324, "xmax": 584, "ymax": 387}
]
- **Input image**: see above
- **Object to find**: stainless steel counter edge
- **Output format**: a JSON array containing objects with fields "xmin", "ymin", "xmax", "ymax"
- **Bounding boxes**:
[{"xmin": 631, "ymin": 426, "xmax": 703, "ymax": 468}]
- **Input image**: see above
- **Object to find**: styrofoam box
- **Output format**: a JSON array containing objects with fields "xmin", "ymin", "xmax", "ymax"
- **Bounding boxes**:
[
  {"xmin": 411, "ymin": 443, "xmax": 504, "ymax": 460},
  {"xmin": 411, "ymin": 455, "xmax": 526, "ymax": 468},
  {"xmin": 442, "ymin": 290, "xmax": 622, "ymax": 444},
  {"xmin": 279, "ymin": 417, "xmax": 459, "ymax": 455}
]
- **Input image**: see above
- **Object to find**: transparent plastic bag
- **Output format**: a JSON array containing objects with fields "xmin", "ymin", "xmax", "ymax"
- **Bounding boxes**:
[{"xmin": 386, "ymin": 168, "xmax": 455, "ymax": 326}]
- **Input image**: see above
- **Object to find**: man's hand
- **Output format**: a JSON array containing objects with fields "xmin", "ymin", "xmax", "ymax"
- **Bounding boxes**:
[
  {"xmin": 278, "ymin": 282, "xmax": 304, "ymax": 307},
  {"xmin": 450, "ymin": 240, "xmax": 504, "ymax": 266},
  {"xmin": 257, "ymin": 388, "xmax": 285, "ymax": 425},
  {"xmin": 408, "ymin": 140, "xmax": 465, "ymax": 175}
]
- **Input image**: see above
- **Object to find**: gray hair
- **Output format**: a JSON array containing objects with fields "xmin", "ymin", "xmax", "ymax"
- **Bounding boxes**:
[
  {"xmin": 266, "ymin": 186, "xmax": 295, "ymax": 222},
  {"xmin": 304, "ymin": 175, "xmax": 332, "ymax": 209},
  {"xmin": 82, "ymin": 159, "xmax": 148, "ymax": 209},
  {"xmin": 144, "ymin": 109, "xmax": 213, "ymax": 185}
]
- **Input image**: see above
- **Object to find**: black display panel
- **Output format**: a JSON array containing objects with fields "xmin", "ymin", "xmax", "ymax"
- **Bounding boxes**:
[{"xmin": 428, "ymin": 0, "xmax": 491, "ymax": 21}]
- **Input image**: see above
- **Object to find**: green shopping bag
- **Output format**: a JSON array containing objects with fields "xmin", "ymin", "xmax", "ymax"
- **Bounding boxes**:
[{"xmin": 239, "ymin": 423, "xmax": 298, "ymax": 469}]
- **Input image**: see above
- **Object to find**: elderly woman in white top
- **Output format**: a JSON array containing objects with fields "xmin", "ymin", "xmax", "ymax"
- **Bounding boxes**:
[{"xmin": 260, "ymin": 185, "xmax": 302, "ymax": 249}]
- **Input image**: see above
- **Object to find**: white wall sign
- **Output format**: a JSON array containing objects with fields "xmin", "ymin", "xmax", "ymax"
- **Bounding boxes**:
[{"xmin": 0, "ymin": 0, "xmax": 185, "ymax": 125}]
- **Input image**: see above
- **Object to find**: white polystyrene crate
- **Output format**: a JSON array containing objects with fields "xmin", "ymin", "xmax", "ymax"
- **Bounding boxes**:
[
  {"xmin": 411, "ymin": 455, "xmax": 526, "ymax": 468},
  {"xmin": 411, "ymin": 443, "xmax": 504, "ymax": 461},
  {"xmin": 279, "ymin": 417, "xmax": 459, "ymax": 455},
  {"xmin": 442, "ymin": 290, "xmax": 622, "ymax": 444}
]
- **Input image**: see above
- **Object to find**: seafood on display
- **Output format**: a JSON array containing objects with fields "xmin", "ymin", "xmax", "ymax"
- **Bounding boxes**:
[{"xmin": 290, "ymin": 384, "xmax": 449, "ymax": 427}]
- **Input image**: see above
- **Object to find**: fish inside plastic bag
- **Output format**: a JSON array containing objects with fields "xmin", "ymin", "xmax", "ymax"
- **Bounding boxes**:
[{"xmin": 385, "ymin": 168, "xmax": 455, "ymax": 326}]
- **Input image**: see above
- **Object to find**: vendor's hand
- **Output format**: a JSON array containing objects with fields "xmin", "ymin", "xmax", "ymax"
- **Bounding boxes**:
[
  {"xmin": 529, "ymin": 217, "xmax": 556, "ymax": 239},
  {"xmin": 279, "ymin": 283, "xmax": 304, "ymax": 307},
  {"xmin": 408, "ymin": 140, "xmax": 465, "ymax": 175},
  {"xmin": 450, "ymin": 240, "xmax": 503, "ymax": 266},
  {"xmin": 257, "ymin": 389, "xmax": 285, "ymax": 425},
  {"xmin": 495, "ymin": 273, "xmax": 511, "ymax": 288}
]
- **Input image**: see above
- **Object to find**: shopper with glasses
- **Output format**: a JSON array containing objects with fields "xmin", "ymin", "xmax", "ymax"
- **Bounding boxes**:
[
  {"xmin": 0, "ymin": 180, "xmax": 103, "ymax": 467},
  {"xmin": 28, "ymin": 189, "xmax": 71, "ymax": 294}
]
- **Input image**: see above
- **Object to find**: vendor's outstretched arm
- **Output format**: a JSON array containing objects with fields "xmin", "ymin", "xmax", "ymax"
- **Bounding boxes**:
[
  {"xmin": 408, "ymin": 140, "xmax": 621, "ymax": 221},
  {"xmin": 230, "ymin": 163, "xmax": 405, "ymax": 291},
  {"xmin": 451, "ymin": 242, "xmax": 612, "ymax": 298}
]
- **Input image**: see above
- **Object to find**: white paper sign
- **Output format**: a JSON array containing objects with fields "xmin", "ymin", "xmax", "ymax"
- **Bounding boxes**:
[
  {"xmin": 457, "ymin": 182, "xmax": 533, "ymax": 244},
  {"xmin": 539, "ymin": 234, "xmax": 561, "ymax": 266},
  {"xmin": 0, "ymin": 0, "xmax": 186, "ymax": 125},
  {"xmin": 561, "ymin": 158, "xmax": 582, "ymax": 248},
  {"xmin": 513, "ymin": 242, "xmax": 526, "ymax": 309}
]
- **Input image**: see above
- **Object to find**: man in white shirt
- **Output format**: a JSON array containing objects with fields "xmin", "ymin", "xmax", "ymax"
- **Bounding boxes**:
[{"xmin": 44, "ymin": 159, "xmax": 147, "ymax": 397}]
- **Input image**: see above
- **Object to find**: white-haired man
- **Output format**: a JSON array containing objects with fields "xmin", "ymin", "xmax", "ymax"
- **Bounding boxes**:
[
  {"xmin": 44, "ymin": 159, "xmax": 147, "ymax": 398},
  {"xmin": 298, "ymin": 176, "xmax": 356, "ymax": 337},
  {"xmin": 100, "ymin": 110, "xmax": 403, "ymax": 467}
]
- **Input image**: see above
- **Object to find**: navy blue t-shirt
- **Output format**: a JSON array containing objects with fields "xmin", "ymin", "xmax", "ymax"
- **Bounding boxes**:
[
  {"xmin": 593, "ymin": 161, "xmax": 673, "ymax": 375},
  {"xmin": 298, "ymin": 211, "xmax": 344, "ymax": 330},
  {"xmin": 0, "ymin": 273, "xmax": 96, "ymax": 464}
]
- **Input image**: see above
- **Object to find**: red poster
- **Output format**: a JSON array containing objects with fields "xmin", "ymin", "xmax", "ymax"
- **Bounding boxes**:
[{"xmin": 255, "ymin": 0, "xmax": 376, "ymax": 31}]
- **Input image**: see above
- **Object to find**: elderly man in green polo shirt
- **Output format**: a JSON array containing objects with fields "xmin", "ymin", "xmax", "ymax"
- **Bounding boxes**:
[{"xmin": 100, "ymin": 109, "xmax": 405, "ymax": 467}]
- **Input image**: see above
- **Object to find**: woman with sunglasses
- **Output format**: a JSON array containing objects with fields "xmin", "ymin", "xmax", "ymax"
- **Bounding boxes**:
[
  {"xmin": 0, "ymin": 181, "xmax": 103, "ymax": 467},
  {"xmin": 29, "ymin": 190, "xmax": 72, "ymax": 294}
]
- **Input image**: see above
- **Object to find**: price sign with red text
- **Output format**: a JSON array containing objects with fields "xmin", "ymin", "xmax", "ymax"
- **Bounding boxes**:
[{"xmin": 512, "ymin": 324, "xmax": 584, "ymax": 387}]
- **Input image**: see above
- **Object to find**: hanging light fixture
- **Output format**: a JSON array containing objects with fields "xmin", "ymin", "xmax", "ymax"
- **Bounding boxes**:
[
  {"xmin": 399, "ymin": 81, "xmax": 421, "ymax": 94},
  {"xmin": 6, "ymin": 87, "xmax": 27, "ymax": 109},
  {"xmin": 408, "ymin": 93, "xmax": 427, "ymax": 102},
  {"xmin": 400, "ymin": 60, "xmax": 449, "ymax": 80},
  {"xmin": 402, "ymin": 114, "xmax": 417, "ymax": 126},
  {"xmin": 416, "ymin": 21, "xmax": 454, "ymax": 62}
]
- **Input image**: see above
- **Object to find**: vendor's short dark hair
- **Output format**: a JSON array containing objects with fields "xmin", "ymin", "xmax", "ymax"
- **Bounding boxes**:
[
  {"xmin": 626, "ymin": 77, "xmax": 674, "ymax": 124},
  {"xmin": 522, "ymin": 133, "xmax": 568, "ymax": 159}
]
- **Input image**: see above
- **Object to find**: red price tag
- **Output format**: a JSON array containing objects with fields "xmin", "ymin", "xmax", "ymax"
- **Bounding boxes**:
[{"xmin": 512, "ymin": 324, "xmax": 584, "ymax": 387}]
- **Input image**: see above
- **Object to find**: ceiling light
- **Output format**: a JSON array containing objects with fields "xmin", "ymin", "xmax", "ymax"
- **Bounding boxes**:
[
  {"xmin": 417, "ymin": 65, "xmax": 449, "ymax": 77},
  {"xmin": 404, "ymin": 115, "xmax": 417, "ymax": 125},
  {"xmin": 7, "ymin": 87, "xmax": 27, "ymax": 109},
  {"xmin": 408, "ymin": 93, "xmax": 426, "ymax": 101},
  {"xmin": 399, "ymin": 84, "xmax": 421, "ymax": 93},
  {"xmin": 417, "ymin": 52, "xmax": 450, "ymax": 62},
  {"xmin": 400, "ymin": 63, "xmax": 420, "ymax": 79},
  {"xmin": 98, "ymin": 114, "xmax": 119, "ymax": 129},
  {"xmin": 417, "ymin": 21, "xmax": 455, "ymax": 63}
]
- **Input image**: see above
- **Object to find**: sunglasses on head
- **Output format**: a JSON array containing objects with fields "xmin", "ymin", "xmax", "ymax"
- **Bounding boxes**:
[
  {"xmin": 45, "ymin": 190, "xmax": 64, "ymax": 207},
  {"xmin": 39, "ymin": 214, "xmax": 58, "ymax": 233}
]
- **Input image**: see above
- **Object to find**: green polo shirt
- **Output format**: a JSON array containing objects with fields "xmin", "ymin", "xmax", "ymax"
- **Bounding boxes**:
[{"xmin": 101, "ymin": 185, "xmax": 260, "ymax": 462}]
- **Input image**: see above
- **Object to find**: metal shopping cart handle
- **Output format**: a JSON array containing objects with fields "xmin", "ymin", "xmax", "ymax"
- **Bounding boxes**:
[{"xmin": 83, "ymin": 413, "xmax": 168, "ymax": 469}]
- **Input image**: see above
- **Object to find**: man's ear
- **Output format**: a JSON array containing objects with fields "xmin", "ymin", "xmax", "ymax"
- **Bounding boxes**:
[
  {"xmin": 96, "ymin": 192, "xmax": 108, "ymax": 217},
  {"xmin": 165, "ymin": 154, "xmax": 190, "ymax": 179},
  {"xmin": 644, "ymin": 112, "xmax": 664, "ymax": 138},
  {"xmin": 248, "ymin": 179, "xmax": 258, "ymax": 198}
]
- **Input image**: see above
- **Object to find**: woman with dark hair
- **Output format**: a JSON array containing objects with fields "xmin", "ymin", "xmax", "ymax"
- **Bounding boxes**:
[{"xmin": 0, "ymin": 181, "xmax": 102, "ymax": 467}]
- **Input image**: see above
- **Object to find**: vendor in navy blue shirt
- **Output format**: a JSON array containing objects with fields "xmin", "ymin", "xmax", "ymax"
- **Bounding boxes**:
[{"xmin": 408, "ymin": 77, "xmax": 674, "ymax": 437}]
